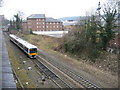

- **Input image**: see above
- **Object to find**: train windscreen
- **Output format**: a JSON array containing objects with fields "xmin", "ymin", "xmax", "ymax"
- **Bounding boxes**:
[{"xmin": 30, "ymin": 48, "xmax": 37, "ymax": 53}]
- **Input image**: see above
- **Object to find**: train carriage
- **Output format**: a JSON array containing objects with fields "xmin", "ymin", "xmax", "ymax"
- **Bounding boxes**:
[{"xmin": 9, "ymin": 34, "xmax": 38, "ymax": 58}]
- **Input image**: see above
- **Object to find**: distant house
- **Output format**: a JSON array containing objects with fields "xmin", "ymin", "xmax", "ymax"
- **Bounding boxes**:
[
  {"xmin": 109, "ymin": 33, "xmax": 120, "ymax": 48},
  {"xmin": 22, "ymin": 14, "xmax": 64, "ymax": 32},
  {"xmin": 108, "ymin": 33, "xmax": 120, "ymax": 54},
  {"xmin": 60, "ymin": 16, "xmax": 88, "ymax": 31}
]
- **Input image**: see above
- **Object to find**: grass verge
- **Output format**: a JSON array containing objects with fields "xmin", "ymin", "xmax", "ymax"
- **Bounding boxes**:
[{"xmin": 7, "ymin": 43, "xmax": 36, "ymax": 88}]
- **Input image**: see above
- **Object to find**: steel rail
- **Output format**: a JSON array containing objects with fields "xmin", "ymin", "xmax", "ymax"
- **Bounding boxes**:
[
  {"xmin": 12, "ymin": 68, "xmax": 24, "ymax": 89},
  {"xmin": 38, "ymin": 55, "xmax": 102, "ymax": 89},
  {"xmin": 33, "ymin": 58, "xmax": 73, "ymax": 89}
]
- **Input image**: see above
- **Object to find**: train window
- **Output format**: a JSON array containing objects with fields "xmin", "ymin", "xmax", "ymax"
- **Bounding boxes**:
[
  {"xmin": 24, "ymin": 47, "xmax": 28, "ymax": 52},
  {"xmin": 16, "ymin": 40, "xmax": 18, "ymax": 43},
  {"xmin": 30, "ymin": 48, "xmax": 37, "ymax": 53},
  {"xmin": 14, "ymin": 40, "xmax": 17, "ymax": 42},
  {"xmin": 19, "ymin": 43, "xmax": 23, "ymax": 48}
]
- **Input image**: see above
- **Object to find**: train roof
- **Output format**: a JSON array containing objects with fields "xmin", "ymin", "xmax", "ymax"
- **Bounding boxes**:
[{"xmin": 9, "ymin": 34, "xmax": 37, "ymax": 49}]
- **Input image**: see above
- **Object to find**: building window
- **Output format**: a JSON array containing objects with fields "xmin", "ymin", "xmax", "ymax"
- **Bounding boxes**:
[
  {"xmin": 37, "ymin": 22, "xmax": 38, "ymax": 24},
  {"xmin": 43, "ymin": 26, "xmax": 44, "ymax": 28},
  {"xmin": 46, "ymin": 26, "xmax": 48, "ymax": 28},
  {"xmin": 37, "ymin": 26, "xmax": 39, "ymax": 28},
  {"xmin": 43, "ymin": 22, "xmax": 44, "ymax": 24}
]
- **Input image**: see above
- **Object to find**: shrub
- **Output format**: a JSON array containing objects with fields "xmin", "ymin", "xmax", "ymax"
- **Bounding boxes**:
[
  {"xmin": 29, "ymin": 28, "xmax": 33, "ymax": 34},
  {"xmin": 88, "ymin": 48, "xmax": 100, "ymax": 62}
]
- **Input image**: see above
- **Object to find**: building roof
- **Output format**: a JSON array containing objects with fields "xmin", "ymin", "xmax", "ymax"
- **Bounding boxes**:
[
  {"xmin": 27, "ymin": 14, "xmax": 45, "ymax": 19},
  {"xmin": 27, "ymin": 14, "xmax": 62, "ymax": 23},
  {"xmin": 46, "ymin": 18, "xmax": 62, "ymax": 22}
]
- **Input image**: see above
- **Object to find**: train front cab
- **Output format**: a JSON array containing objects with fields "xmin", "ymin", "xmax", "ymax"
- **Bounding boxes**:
[{"xmin": 29, "ymin": 48, "xmax": 38, "ymax": 58}]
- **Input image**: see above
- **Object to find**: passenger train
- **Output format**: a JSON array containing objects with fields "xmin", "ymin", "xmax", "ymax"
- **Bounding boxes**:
[{"xmin": 9, "ymin": 34, "xmax": 38, "ymax": 58}]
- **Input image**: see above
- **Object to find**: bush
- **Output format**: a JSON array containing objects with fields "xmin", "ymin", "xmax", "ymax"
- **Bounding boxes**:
[
  {"xmin": 62, "ymin": 34, "xmax": 101, "ymax": 62},
  {"xmin": 88, "ymin": 48, "xmax": 100, "ymax": 62},
  {"xmin": 63, "ymin": 42, "xmax": 68, "ymax": 52},
  {"xmin": 29, "ymin": 28, "xmax": 33, "ymax": 34}
]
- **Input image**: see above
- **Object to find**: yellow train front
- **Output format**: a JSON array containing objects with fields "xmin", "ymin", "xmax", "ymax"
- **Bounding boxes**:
[
  {"xmin": 9, "ymin": 34, "xmax": 38, "ymax": 58},
  {"xmin": 28, "ymin": 48, "xmax": 38, "ymax": 58}
]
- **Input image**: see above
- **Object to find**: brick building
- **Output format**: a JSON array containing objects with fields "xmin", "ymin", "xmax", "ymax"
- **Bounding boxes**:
[
  {"xmin": 22, "ymin": 20, "xmax": 28, "ymax": 32},
  {"xmin": 22, "ymin": 14, "xmax": 64, "ymax": 32}
]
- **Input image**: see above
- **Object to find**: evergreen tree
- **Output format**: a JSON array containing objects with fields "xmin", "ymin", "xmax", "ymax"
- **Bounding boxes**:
[
  {"xmin": 14, "ymin": 13, "xmax": 22, "ymax": 31},
  {"xmin": 101, "ymin": 5, "xmax": 117, "ymax": 50}
]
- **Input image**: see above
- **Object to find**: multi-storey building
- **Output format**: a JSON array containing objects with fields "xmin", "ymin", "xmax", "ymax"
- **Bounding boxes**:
[
  {"xmin": 22, "ymin": 20, "xmax": 28, "ymax": 32},
  {"xmin": 45, "ymin": 18, "xmax": 63, "ymax": 31},
  {"xmin": 22, "ymin": 14, "xmax": 64, "ymax": 32},
  {"xmin": 27, "ymin": 14, "xmax": 46, "ymax": 31}
]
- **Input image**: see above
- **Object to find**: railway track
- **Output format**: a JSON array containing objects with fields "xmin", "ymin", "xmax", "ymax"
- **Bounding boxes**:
[
  {"xmin": 37, "ymin": 55, "xmax": 102, "ymax": 89},
  {"xmin": 4, "ymin": 33, "xmax": 72, "ymax": 89},
  {"xmin": 33, "ymin": 58, "xmax": 73, "ymax": 89},
  {"xmin": 12, "ymin": 68, "xmax": 24, "ymax": 89},
  {"xmin": 4, "ymin": 32, "xmax": 102, "ymax": 89}
]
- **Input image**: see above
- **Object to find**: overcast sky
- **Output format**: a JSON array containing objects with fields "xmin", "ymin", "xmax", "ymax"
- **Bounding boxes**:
[{"xmin": 0, "ymin": 0, "xmax": 107, "ymax": 19}]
